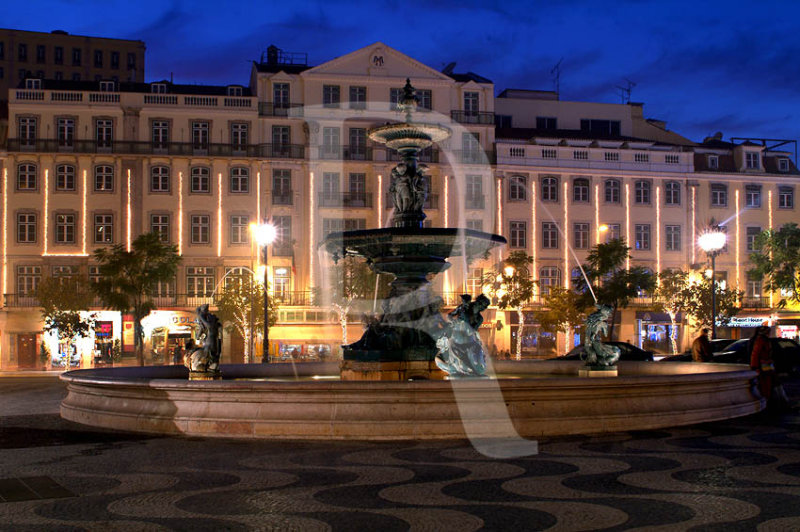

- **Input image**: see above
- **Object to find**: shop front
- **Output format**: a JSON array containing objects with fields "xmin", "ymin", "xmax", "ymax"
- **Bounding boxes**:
[
  {"xmin": 719, "ymin": 314, "xmax": 773, "ymax": 341},
  {"xmin": 636, "ymin": 311, "xmax": 683, "ymax": 355},
  {"xmin": 141, "ymin": 311, "xmax": 196, "ymax": 365},
  {"xmin": 43, "ymin": 311, "xmax": 122, "ymax": 369}
]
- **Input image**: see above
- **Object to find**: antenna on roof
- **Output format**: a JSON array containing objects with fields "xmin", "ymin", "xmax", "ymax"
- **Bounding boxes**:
[
  {"xmin": 441, "ymin": 62, "xmax": 456, "ymax": 75},
  {"xmin": 550, "ymin": 58, "xmax": 563, "ymax": 98},
  {"xmin": 616, "ymin": 78, "xmax": 636, "ymax": 104}
]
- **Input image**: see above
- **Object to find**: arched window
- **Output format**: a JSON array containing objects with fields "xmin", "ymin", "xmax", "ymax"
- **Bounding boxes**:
[
  {"xmin": 508, "ymin": 175, "xmax": 527, "ymax": 201},
  {"xmin": 230, "ymin": 167, "xmax": 249, "ymax": 193},
  {"xmin": 190, "ymin": 166, "xmax": 210, "ymax": 193},
  {"xmin": 541, "ymin": 176, "xmax": 558, "ymax": 202},
  {"xmin": 94, "ymin": 165, "xmax": 114, "ymax": 191},
  {"xmin": 573, "ymin": 178, "xmax": 590, "ymax": 203},
  {"xmin": 150, "ymin": 166, "xmax": 170, "ymax": 192},
  {"xmin": 55, "ymin": 164, "xmax": 76, "ymax": 191},
  {"xmin": 17, "ymin": 163, "xmax": 37, "ymax": 190},
  {"xmin": 539, "ymin": 267, "xmax": 560, "ymax": 295},
  {"xmin": 634, "ymin": 180, "xmax": 651, "ymax": 204},
  {"xmin": 664, "ymin": 181, "xmax": 680, "ymax": 205},
  {"xmin": 604, "ymin": 179, "xmax": 620, "ymax": 203}
]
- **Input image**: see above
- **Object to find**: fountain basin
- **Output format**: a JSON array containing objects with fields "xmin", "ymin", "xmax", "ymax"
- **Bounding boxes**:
[{"xmin": 60, "ymin": 361, "xmax": 763, "ymax": 440}]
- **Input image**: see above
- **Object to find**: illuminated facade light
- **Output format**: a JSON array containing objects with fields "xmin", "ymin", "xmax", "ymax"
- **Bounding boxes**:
[
  {"xmin": 127, "ymin": 169, "xmax": 133, "ymax": 252},
  {"xmin": 563, "ymin": 181, "xmax": 569, "ymax": 288},
  {"xmin": 625, "ymin": 182, "xmax": 630, "ymax": 270},
  {"xmin": 594, "ymin": 183, "xmax": 600, "ymax": 244},
  {"xmin": 531, "ymin": 180, "xmax": 537, "ymax": 297},
  {"xmin": 655, "ymin": 184, "xmax": 661, "ymax": 282},
  {"xmin": 308, "ymin": 171, "xmax": 315, "ymax": 288},
  {"xmin": 690, "ymin": 186, "xmax": 696, "ymax": 264},
  {"xmin": 2, "ymin": 168, "xmax": 7, "ymax": 298},
  {"xmin": 82, "ymin": 169, "xmax": 87, "ymax": 255},
  {"xmin": 43, "ymin": 168, "xmax": 49, "ymax": 255},
  {"xmin": 496, "ymin": 177, "xmax": 502, "ymax": 234},
  {"xmin": 217, "ymin": 173, "xmax": 223, "ymax": 257},
  {"xmin": 735, "ymin": 189, "xmax": 740, "ymax": 289}
]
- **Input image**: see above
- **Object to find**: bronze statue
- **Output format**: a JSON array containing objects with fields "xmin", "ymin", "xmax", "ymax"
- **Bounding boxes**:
[
  {"xmin": 435, "ymin": 294, "xmax": 491, "ymax": 377},
  {"xmin": 185, "ymin": 304, "xmax": 222, "ymax": 376}
]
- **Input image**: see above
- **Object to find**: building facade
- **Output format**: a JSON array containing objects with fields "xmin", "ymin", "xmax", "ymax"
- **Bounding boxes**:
[{"xmin": 0, "ymin": 42, "xmax": 797, "ymax": 368}]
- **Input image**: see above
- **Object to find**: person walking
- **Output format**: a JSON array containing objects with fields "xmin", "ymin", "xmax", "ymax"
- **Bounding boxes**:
[
  {"xmin": 691, "ymin": 328, "xmax": 713, "ymax": 362},
  {"xmin": 749, "ymin": 325, "xmax": 775, "ymax": 403},
  {"xmin": 172, "ymin": 342, "xmax": 183, "ymax": 365}
]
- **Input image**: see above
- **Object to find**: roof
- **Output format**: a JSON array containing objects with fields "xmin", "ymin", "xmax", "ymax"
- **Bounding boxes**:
[
  {"xmin": 20, "ymin": 78, "xmax": 253, "ymax": 96},
  {"xmin": 253, "ymin": 62, "xmax": 311, "ymax": 75},
  {"xmin": 447, "ymin": 71, "xmax": 493, "ymax": 84}
]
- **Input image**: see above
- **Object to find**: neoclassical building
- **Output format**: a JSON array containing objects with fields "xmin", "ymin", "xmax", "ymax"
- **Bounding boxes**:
[{"xmin": 0, "ymin": 42, "xmax": 797, "ymax": 368}]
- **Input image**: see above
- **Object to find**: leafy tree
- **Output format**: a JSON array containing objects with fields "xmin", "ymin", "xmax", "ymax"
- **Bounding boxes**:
[
  {"xmin": 92, "ymin": 232, "xmax": 181, "ymax": 365},
  {"xmin": 681, "ymin": 272, "xmax": 742, "ymax": 332},
  {"xmin": 329, "ymin": 256, "xmax": 386, "ymax": 345},
  {"xmin": 749, "ymin": 223, "xmax": 800, "ymax": 308},
  {"xmin": 36, "ymin": 276, "xmax": 97, "ymax": 365},
  {"xmin": 534, "ymin": 286, "xmax": 588, "ymax": 338},
  {"xmin": 654, "ymin": 269, "xmax": 692, "ymax": 354},
  {"xmin": 575, "ymin": 239, "xmax": 656, "ymax": 340},
  {"xmin": 214, "ymin": 273, "xmax": 277, "ymax": 363},
  {"xmin": 486, "ymin": 251, "xmax": 535, "ymax": 359}
]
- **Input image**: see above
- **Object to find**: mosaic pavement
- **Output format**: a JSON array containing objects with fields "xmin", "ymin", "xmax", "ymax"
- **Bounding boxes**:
[{"xmin": 1, "ymin": 376, "xmax": 800, "ymax": 530}]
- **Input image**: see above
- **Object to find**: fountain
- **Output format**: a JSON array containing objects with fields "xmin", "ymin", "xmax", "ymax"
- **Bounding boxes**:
[{"xmin": 58, "ymin": 80, "xmax": 764, "ymax": 441}]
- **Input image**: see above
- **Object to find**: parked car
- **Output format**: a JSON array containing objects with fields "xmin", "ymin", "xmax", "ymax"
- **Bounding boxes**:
[
  {"xmin": 661, "ymin": 337, "xmax": 800, "ymax": 375},
  {"xmin": 671, "ymin": 338, "xmax": 739, "ymax": 359},
  {"xmin": 556, "ymin": 341, "xmax": 655, "ymax": 362}
]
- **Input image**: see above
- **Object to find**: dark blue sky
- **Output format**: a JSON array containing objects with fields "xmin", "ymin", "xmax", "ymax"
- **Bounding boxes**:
[{"xmin": 4, "ymin": 0, "xmax": 799, "ymax": 150}]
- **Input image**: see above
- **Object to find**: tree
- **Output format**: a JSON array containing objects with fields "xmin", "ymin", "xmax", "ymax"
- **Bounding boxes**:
[
  {"xmin": 92, "ymin": 232, "xmax": 181, "ymax": 365},
  {"xmin": 486, "ymin": 251, "xmax": 535, "ymax": 359},
  {"xmin": 214, "ymin": 273, "xmax": 277, "ymax": 363},
  {"xmin": 36, "ymin": 276, "xmax": 96, "ymax": 366},
  {"xmin": 749, "ymin": 223, "xmax": 800, "ymax": 308},
  {"xmin": 681, "ymin": 273, "xmax": 742, "ymax": 332},
  {"xmin": 329, "ymin": 256, "xmax": 384, "ymax": 345},
  {"xmin": 534, "ymin": 285, "xmax": 588, "ymax": 339},
  {"xmin": 654, "ymin": 269, "xmax": 692, "ymax": 355},
  {"xmin": 575, "ymin": 239, "xmax": 656, "ymax": 340}
]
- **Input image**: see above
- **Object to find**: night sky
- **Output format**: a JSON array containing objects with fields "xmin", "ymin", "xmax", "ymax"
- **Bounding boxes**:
[{"xmin": 4, "ymin": 0, "xmax": 799, "ymax": 150}]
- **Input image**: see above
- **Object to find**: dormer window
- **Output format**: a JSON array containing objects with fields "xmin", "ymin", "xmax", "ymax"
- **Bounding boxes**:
[
  {"xmin": 150, "ymin": 83, "xmax": 167, "ymax": 94},
  {"xmin": 24, "ymin": 78, "xmax": 41, "ymax": 89},
  {"xmin": 708, "ymin": 155, "xmax": 719, "ymax": 169},
  {"xmin": 99, "ymin": 80, "xmax": 116, "ymax": 92},
  {"xmin": 745, "ymin": 152, "xmax": 760, "ymax": 169},
  {"xmin": 778, "ymin": 158, "xmax": 790, "ymax": 172},
  {"xmin": 226, "ymin": 85, "xmax": 243, "ymax": 96}
]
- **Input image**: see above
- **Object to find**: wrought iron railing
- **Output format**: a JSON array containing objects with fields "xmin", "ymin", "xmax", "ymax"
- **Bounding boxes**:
[
  {"xmin": 272, "ymin": 192, "xmax": 294, "ymax": 205},
  {"xmin": 318, "ymin": 192, "xmax": 373, "ymax": 208},
  {"xmin": 6, "ymin": 139, "xmax": 305, "ymax": 158},
  {"xmin": 316, "ymin": 145, "xmax": 373, "ymax": 161},
  {"xmin": 450, "ymin": 110, "xmax": 496, "ymax": 125},
  {"xmin": 257, "ymin": 102, "xmax": 304, "ymax": 117}
]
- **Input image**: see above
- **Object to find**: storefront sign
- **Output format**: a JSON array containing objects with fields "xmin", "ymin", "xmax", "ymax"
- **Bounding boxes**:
[
  {"xmin": 122, "ymin": 316, "xmax": 135, "ymax": 351},
  {"xmin": 95, "ymin": 321, "xmax": 113, "ymax": 338},
  {"xmin": 778, "ymin": 325, "xmax": 798, "ymax": 339},
  {"xmin": 726, "ymin": 316, "xmax": 770, "ymax": 328}
]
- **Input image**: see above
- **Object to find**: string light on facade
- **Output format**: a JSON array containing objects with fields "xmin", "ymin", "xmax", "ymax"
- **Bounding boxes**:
[
  {"xmin": 655, "ymin": 184, "xmax": 661, "ymax": 283},
  {"xmin": 2, "ymin": 168, "xmax": 7, "ymax": 298},
  {"xmin": 563, "ymin": 181, "xmax": 569, "ymax": 288},
  {"xmin": 82, "ymin": 169, "xmax": 87, "ymax": 255},
  {"xmin": 625, "ymin": 182, "xmax": 630, "ymax": 270},
  {"xmin": 127, "ymin": 169, "xmax": 133, "ymax": 252},
  {"xmin": 735, "ymin": 189, "xmax": 741, "ymax": 289}
]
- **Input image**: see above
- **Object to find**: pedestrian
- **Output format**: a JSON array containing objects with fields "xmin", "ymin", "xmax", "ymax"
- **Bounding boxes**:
[
  {"xmin": 691, "ymin": 328, "xmax": 713, "ymax": 362},
  {"xmin": 749, "ymin": 325, "xmax": 775, "ymax": 403},
  {"xmin": 172, "ymin": 342, "xmax": 183, "ymax": 365}
]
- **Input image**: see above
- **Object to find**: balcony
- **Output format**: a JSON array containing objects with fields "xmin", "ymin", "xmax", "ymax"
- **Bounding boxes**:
[
  {"xmin": 258, "ymin": 102, "xmax": 304, "ymax": 117},
  {"xmin": 464, "ymin": 195, "xmax": 485, "ymax": 210},
  {"xmin": 387, "ymin": 148, "xmax": 439, "ymax": 163},
  {"xmin": 385, "ymin": 193, "xmax": 439, "ymax": 210},
  {"xmin": 452, "ymin": 149, "xmax": 493, "ymax": 164},
  {"xmin": 318, "ymin": 192, "xmax": 373, "ymax": 208},
  {"xmin": 450, "ymin": 110, "xmax": 495, "ymax": 125},
  {"xmin": 11, "ymin": 89, "xmax": 256, "ymax": 110},
  {"xmin": 259, "ymin": 143, "xmax": 305, "ymax": 159},
  {"xmin": 272, "ymin": 192, "xmax": 294, "ymax": 205},
  {"xmin": 316, "ymin": 145, "xmax": 373, "ymax": 161},
  {"xmin": 742, "ymin": 296, "xmax": 770, "ymax": 309},
  {"xmin": 3, "ymin": 294, "xmax": 39, "ymax": 307},
  {"xmin": 272, "ymin": 244, "xmax": 294, "ymax": 257},
  {"xmin": 271, "ymin": 291, "xmax": 317, "ymax": 306}
]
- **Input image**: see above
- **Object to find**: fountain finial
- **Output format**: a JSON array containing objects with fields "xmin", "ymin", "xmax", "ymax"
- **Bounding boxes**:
[{"xmin": 397, "ymin": 78, "xmax": 418, "ymax": 123}]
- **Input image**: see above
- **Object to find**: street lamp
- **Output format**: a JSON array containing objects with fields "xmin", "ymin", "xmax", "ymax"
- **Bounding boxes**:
[
  {"xmin": 698, "ymin": 228, "xmax": 726, "ymax": 339},
  {"xmin": 254, "ymin": 222, "xmax": 277, "ymax": 362}
]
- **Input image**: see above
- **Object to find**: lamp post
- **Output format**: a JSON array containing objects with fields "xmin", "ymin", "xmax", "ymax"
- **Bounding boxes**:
[
  {"xmin": 698, "ymin": 229, "xmax": 727, "ymax": 339},
  {"xmin": 255, "ymin": 222, "xmax": 277, "ymax": 363}
]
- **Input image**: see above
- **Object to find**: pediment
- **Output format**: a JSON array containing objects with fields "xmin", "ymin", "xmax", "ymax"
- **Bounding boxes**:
[{"xmin": 304, "ymin": 42, "xmax": 453, "ymax": 81}]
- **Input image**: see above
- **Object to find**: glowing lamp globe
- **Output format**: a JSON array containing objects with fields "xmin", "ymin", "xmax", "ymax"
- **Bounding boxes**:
[
  {"xmin": 255, "ymin": 223, "xmax": 277, "ymax": 247},
  {"xmin": 698, "ymin": 231, "xmax": 726, "ymax": 253}
]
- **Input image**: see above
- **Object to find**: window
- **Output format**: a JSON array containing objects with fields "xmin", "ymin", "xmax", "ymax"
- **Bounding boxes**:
[
  {"xmin": 53, "ymin": 46, "xmax": 63, "ymax": 64},
  {"xmin": 348, "ymin": 128, "xmax": 367, "ymax": 159},
  {"xmin": 711, "ymin": 183, "xmax": 728, "ymax": 207},
  {"xmin": 542, "ymin": 148, "xmax": 557, "ymax": 159},
  {"xmin": 779, "ymin": 186, "xmax": 794, "ymax": 209},
  {"xmin": 18, "ymin": 43, "xmax": 27, "ymax": 61},
  {"xmin": 508, "ymin": 175, "xmax": 526, "ymax": 201},
  {"xmin": 573, "ymin": 178, "xmax": 590, "ymax": 203},
  {"xmin": 574, "ymin": 223, "xmax": 589, "ymax": 249},
  {"xmin": 57, "ymin": 118, "xmax": 75, "ymax": 147},
  {"xmin": 745, "ymin": 184, "xmax": 762, "ymax": 208},
  {"xmin": 17, "ymin": 164, "xmax": 37, "ymax": 190},
  {"xmin": 510, "ymin": 221, "xmax": 527, "ymax": 248},
  {"xmin": 322, "ymin": 218, "xmax": 366, "ymax": 237},
  {"xmin": 274, "ymin": 216, "xmax": 292, "ymax": 254},
  {"xmin": 230, "ymin": 167, "xmax": 249, "ymax": 193},
  {"xmin": 580, "ymin": 119, "xmax": 620, "ymax": 136},
  {"xmin": 17, "ymin": 213, "xmax": 37, "ymax": 243},
  {"xmin": 604, "ymin": 152, "xmax": 619, "ymax": 162},
  {"xmin": 778, "ymin": 159, "xmax": 790, "ymax": 172},
  {"xmin": 665, "ymin": 225, "xmax": 681, "ymax": 251},
  {"xmin": 17, "ymin": 266, "xmax": 41, "ymax": 295},
  {"xmin": 634, "ymin": 153, "xmax": 649, "ymax": 163},
  {"xmin": 25, "ymin": 78, "xmax": 42, "ymax": 89},
  {"xmin": 539, "ymin": 267, "xmax": 560, "ymax": 295},
  {"xmin": 536, "ymin": 117, "xmax": 557, "ymax": 129},
  {"xmin": 273, "ymin": 83, "xmax": 290, "ymax": 107},
  {"xmin": 708, "ymin": 155, "xmax": 719, "ymax": 169},
  {"xmin": 573, "ymin": 150, "xmax": 588, "ymax": 160},
  {"xmin": 150, "ymin": 166, "xmax": 170, "ymax": 192},
  {"xmin": 634, "ymin": 224, "xmax": 650, "ymax": 250},
  {"xmin": 55, "ymin": 214, "xmax": 75, "ymax": 243},
  {"xmin": 634, "ymin": 180, "xmax": 651, "ymax": 204},
  {"xmin": 743, "ymin": 226, "xmax": 762, "ymax": 252},
  {"xmin": 72, "ymin": 48, "xmax": 81, "ymax": 66},
  {"xmin": 152, "ymin": 120, "xmax": 169, "ymax": 148},
  {"xmin": 0, "ymin": 66, "xmax": 3, "ymax": 79},
  {"xmin": 99, "ymin": 80, "xmax": 115, "ymax": 92},
  {"xmin": 36, "ymin": 45, "xmax": 45, "ymax": 63},
  {"xmin": 322, "ymin": 172, "xmax": 340, "ymax": 198},
  {"xmin": 110, "ymin": 51, "xmax": 119, "ymax": 69},
  {"xmin": 150, "ymin": 83, "xmax": 167, "ymax": 93},
  {"xmin": 191, "ymin": 215, "xmax": 210, "ymax": 244},
  {"xmin": 541, "ymin": 176, "xmax": 558, "ymax": 202},
  {"xmin": 190, "ymin": 167, "xmax": 210, "ymax": 193},
  {"xmin": 349, "ymin": 86, "xmax": 366, "ymax": 109},
  {"xmin": 94, "ymin": 50, "xmax": 103, "ymax": 67},
  {"xmin": 746, "ymin": 275, "xmax": 762, "ymax": 298},
  {"xmin": 231, "ymin": 123, "xmax": 248, "ymax": 149},
  {"xmin": 509, "ymin": 147, "xmax": 525, "ymax": 158},
  {"xmin": 230, "ymin": 215, "xmax": 249, "ymax": 244},
  {"xmin": 349, "ymin": 173, "xmax": 366, "ymax": 198},
  {"xmin": 94, "ymin": 165, "xmax": 113, "ymax": 191},
  {"xmin": 322, "ymin": 127, "xmax": 340, "ymax": 157},
  {"xmin": 271, "ymin": 125, "xmax": 290, "ymax": 154},
  {"xmin": 127, "ymin": 53, "xmax": 136, "ymax": 70},
  {"xmin": 274, "ymin": 267, "xmax": 291, "ymax": 299},
  {"xmin": 96, "ymin": 119, "xmax": 113, "ymax": 148},
  {"xmin": 151, "ymin": 215, "xmax": 170, "ymax": 242},
  {"xmin": 745, "ymin": 152, "xmax": 760, "ymax": 169},
  {"xmin": 664, "ymin": 181, "xmax": 681, "ymax": 205},
  {"xmin": 55, "ymin": 164, "xmax": 76, "ymax": 191},
  {"xmin": 465, "ymin": 175, "xmax": 483, "ymax": 209},
  {"xmin": 542, "ymin": 222, "xmax": 558, "ymax": 249},
  {"xmin": 226, "ymin": 85, "xmax": 242, "ymax": 96},
  {"xmin": 94, "ymin": 214, "xmax": 113, "ymax": 243},
  {"xmin": 273, "ymin": 169, "xmax": 292, "ymax": 203},
  {"xmin": 389, "ymin": 87, "xmax": 404, "ymax": 109},
  {"xmin": 665, "ymin": 154, "xmax": 680, "ymax": 164},
  {"xmin": 186, "ymin": 267, "xmax": 215, "ymax": 297},
  {"xmin": 19, "ymin": 117, "xmax": 37, "ymax": 146},
  {"xmin": 416, "ymin": 89, "xmax": 432, "ymax": 110},
  {"xmin": 71, "ymin": 72, "xmax": 81, "ymax": 82},
  {"xmin": 461, "ymin": 132, "xmax": 482, "ymax": 162},
  {"xmin": 466, "ymin": 219, "xmax": 483, "ymax": 231},
  {"xmin": 466, "ymin": 268, "xmax": 483, "ymax": 295},
  {"xmin": 604, "ymin": 179, "xmax": 620, "ymax": 203},
  {"xmin": 0, "ymin": 41, "xmax": 4, "ymax": 59},
  {"xmin": 323, "ymin": 84, "xmax": 340, "ymax": 108},
  {"xmin": 464, "ymin": 91, "xmax": 479, "ymax": 115},
  {"xmin": 191, "ymin": 121, "xmax": 209, "ymax": 151},
  {"xmin": 606, "ymin": 224, "xmax": 621, "ymax": 242}
]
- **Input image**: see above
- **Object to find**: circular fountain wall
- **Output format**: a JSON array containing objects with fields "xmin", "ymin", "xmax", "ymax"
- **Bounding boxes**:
[{"xmin": 60, "ymin": 362, "xmax": 762, "ymax": 440}]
